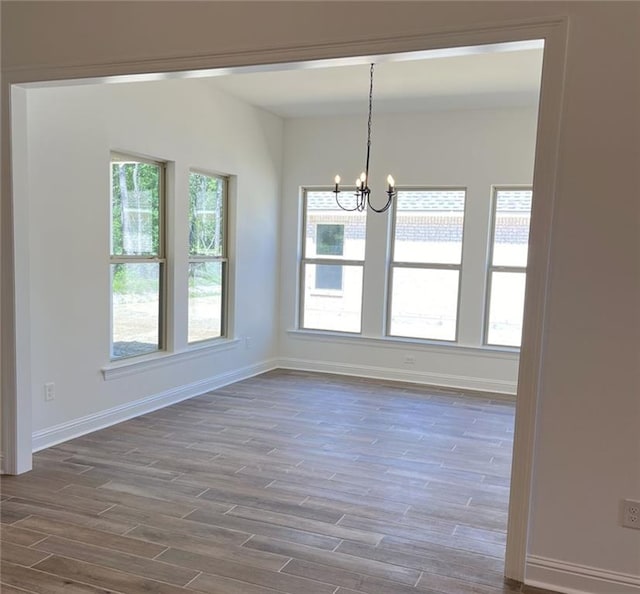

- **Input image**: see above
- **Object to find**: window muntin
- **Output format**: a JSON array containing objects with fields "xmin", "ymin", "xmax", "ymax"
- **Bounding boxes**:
[
  {"xmin": 300, "ymin": 190, "xmax": 366, "ymax": 333},
  {"xmin": 388, "ymin": 189, "xmax": 466, "ymax": 342},
  {"xmin": 188, "ymin": 171, "xmax": 228, "ymax": 344},
  {"xmin": 110, "ymin": 154, "xmax": 165, "ymax": 360},
  {"xmin": 485, "ymin": 188, "xmax": 532, "ymax": 347}
]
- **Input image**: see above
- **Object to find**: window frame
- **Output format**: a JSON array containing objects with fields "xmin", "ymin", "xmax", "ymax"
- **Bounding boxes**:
[
  {"xmin": 483, "ymin": 185, "xmax": 533, "ymax": 348},
  {"xmin": 298, "ymin": 187, "xmax": 366, "ymax": 333},
  {"xmin": 187, "ymin": 169, "xmax": 229, "ymax": 344},
  {"xmin": 109, "ymin": 152, "xmax": 167, "ymax": 361},
  {"xmin": 386, "ymin": 186, "xmax": 467, "ymax": 343}
]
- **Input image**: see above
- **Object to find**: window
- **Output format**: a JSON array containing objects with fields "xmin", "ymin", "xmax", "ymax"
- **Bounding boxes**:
[
  {"xmin": 300, "ymin": 190, "xmax": 366, "ymax": 333},
  {"xmin": 188, "ymin": 171, "xmax": 228, "ymax": 343},
  {"xmin": 485, "ymin": 188, "xmax": 533, "ymax": 347},
  {"xmin": 388, "ymin": 189, "xmax": 466, "ymax": 341},
  {"xmin": 110, "ymin": 154, "xmax": 165, "ymax": 360}
]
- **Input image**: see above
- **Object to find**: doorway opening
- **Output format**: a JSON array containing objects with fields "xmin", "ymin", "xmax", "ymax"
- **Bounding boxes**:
[{"xmin": 6, "ymin": 23, "xmax": 567, "ymax": 585}]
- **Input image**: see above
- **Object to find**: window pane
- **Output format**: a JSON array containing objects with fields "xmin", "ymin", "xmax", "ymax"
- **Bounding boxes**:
[
  {"xmin": 189, "ymin": 172, "xmax": 225, "ymax": 257},
  {"xmin": 394, "ymin": 190, "xmax": 465, "ymax": 264},
  {"xmin": 305, "ymin": 191, "xmax": 366, "ymax": 260},
  {"xmin": 188, "ymin": 261, "xmax": 223, "ymax": 343},
  {"xmin": 111, "ymin": 159, "xmax": 161, "ymax": 256},
  {"xmin": 389, "ymin": 268, "xmax": 459, "ymax": 340},
  {"xmin": 492, "ymin": 190, "xmax": 532, "ymax": 267},
  {"xmin": 111, "ymin": 263, "xmax": 161, "ymax": 359},
  {"xmin": 487, "ymin": 271, "xmax": 526, "ymax": 347},
  {"xmin": 302, "ymin": 263, "xmax": 363, "ymax": 333}
]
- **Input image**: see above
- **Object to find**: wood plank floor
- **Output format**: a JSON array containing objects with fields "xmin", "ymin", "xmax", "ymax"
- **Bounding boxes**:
[{"xmin": 1, "ymin": 370, "xmax": 542, "ymax": 594}]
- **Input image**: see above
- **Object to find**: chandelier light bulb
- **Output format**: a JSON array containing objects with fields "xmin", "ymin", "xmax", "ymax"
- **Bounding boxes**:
[
  {"xmin": 334, "ymin": 175, "xmax": 341, "ymax": 184},
  {"xmin": 387, "ymin": 175, "xmax": 395, "ymax": 188},
  {"xmin": 360, "ymin": 172, "xmax": 367, "ymax": 183}
]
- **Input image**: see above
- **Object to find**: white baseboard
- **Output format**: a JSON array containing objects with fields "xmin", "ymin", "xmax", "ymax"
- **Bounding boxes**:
[
  {"xmin": 277, "ymin": 357, "xmax": 517, "ymax": 395},
  {"xmin": 32, "ymin": 359, "xmax": 278, "ymax": 452},
  {"xmin": 526, "ymin": 555, "xmax": 640, "ymax": 594},
  {"xmin": 31, "ymin": 356, "xmax": 512, "ymax": 452}
]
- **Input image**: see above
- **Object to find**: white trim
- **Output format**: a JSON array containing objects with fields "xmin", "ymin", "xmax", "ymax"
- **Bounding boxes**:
[
  {"xmin": 277, "ymin": 357, "xmax": 517, "ymax": 395},
  {"xmin": 101, "ymin": 338, "xmax": 240, "ymax": 380},
  {"xmin": 4, "ymin": 18, "xmax": 564, "ymax": 84},
  {"xmin": 286, "ymin": 329, "xmax": 520, "ymax": 361},
  {"xmin": 526, "ymin": 555, "xmax": 640, "ymax": 594},
  {"xmin": 7, "ymin": 85, "xmax": 34, "ymax": 475},
  {"xmin": 33, "ymin": 359, "xmax": 277, "ymax": 452},
  {"xmin": 504, "ymin": 16, "xmax": 569, "ymax": 583}
]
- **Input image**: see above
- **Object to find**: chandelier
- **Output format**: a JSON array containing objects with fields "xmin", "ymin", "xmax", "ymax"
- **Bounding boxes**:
[{"xmin": 333, "ymin": 63, "xmax": 396, "ymax": 213}]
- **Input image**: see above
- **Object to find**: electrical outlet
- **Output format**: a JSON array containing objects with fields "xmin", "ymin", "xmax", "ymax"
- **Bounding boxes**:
[
  {"xmin": 44, "ymin": 382, "xmax": 55, "ymax": 402},
  {"xmin": 622, "ymin": 499, "xmax": 640, "ymax": 529},
  {"xmin": 403, "ymin": 355, "xmax": 415, "ymax": 365}
]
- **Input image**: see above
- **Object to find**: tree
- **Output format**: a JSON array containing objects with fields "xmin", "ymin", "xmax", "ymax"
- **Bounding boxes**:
[{"xmin": 189, "ymin": 173, "xmax": 222, "ymax": 257}]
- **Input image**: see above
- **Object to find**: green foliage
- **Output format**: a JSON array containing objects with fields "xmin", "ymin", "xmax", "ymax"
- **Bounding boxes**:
[
  {"xmin": 112, "ymin": 263, "xmax": 159, "ymax": 296},
  {"xmin": 111, "ymin": 160, "xmax": 161, "ymax": 256},
  {"xmin": 188, "ymin": 262, "xmax": 222, "ymax": 298},
  {"xmin": 189, "ymin": 172, "xmax": 224, "ymax": 256}
]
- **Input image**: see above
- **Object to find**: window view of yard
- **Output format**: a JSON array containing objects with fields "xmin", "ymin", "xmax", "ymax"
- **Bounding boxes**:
[
  {"xmin": 300, "ymin": 187, "xmax": 532, "ymax": 347},
  {"xmin": 301, "ymin": 191, "xmax": 366, "ymax": 333},
  {"xmin": 487, "ymin": 270, "xmax": 527, "ymax": 346},
  {"xmin": 188, "ymin": 261, "xmax": 223, "ymax": 343},
  {"xmin": 111, "ymin": 173, "xmax": 529, "ymax": 358},
  {"xmin": 188, "ymin": 171, "xmax": 227, "ymax": 344},
  {"xmin": 389, "ymin": 190, "xmax": 465, "ymax": 341},
  {"xmin": 486, "ymin": 189, "xmax": 532, "ymax": 346},
  {"xmin": 111, "ymin": 263, "xmax": 161, "ymax": 358},
  {"xmin": 110, "ymin": 156, "xmax": 163, "ymax": 359},
  {"xmin": 110, "ymin": 160, "xmax": 227, "ymax": 360}
]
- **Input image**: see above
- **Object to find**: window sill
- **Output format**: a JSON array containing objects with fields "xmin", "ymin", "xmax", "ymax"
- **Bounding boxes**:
[
  {"xmin": 285, "ymin": 329, "xmax": 519, "ymax": 359},
  {"xmin": 309, "ymin": 290, "xmax": 344, "ymax": 298},
  {"xmin": 102, "ymin": 338, "xmax": 240, "ymax": 381}
]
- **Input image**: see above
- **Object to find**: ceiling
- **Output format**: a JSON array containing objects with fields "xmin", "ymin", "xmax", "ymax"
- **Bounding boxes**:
[{"xmin": 207, "ymin": 41, "xmax": 544, "ymax": 118}]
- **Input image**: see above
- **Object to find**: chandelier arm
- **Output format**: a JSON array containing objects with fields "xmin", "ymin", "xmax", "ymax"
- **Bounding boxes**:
[
  {"xmin": 367, "ymin": 193, "xmax": 394, "ymax": 213},
  {"xmin": 334, "ymin": 187, "xmax": 369, "ymax": 212},
  {"xmin": 334, "ymin": 196, "xmax": 361, "ymax": 212}
]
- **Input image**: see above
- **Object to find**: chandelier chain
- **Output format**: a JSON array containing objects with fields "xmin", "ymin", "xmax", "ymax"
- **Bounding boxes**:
[{"xmin": 366, "ymin": 63, "xmax": 374, "ymax": 172}]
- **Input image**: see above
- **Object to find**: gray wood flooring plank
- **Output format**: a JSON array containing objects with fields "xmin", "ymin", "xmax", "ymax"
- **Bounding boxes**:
[
  {"xmin": 32, "ymin": 556, "xmax": 187, "ymax": 594},
  {"xmin": 32, "ymin": 536, "xmax": 199, "ymax": 585},
  {"xmin": 175, "ymin": 554, "xmax": 336, "ymax": 594},
  {"xmin": 244, "ymin": 534, "xmax": 422, "ymax": 586},
  {"xmin": 156, "ymin": 544, "xmax": 290, "ymax": 573},
  {"xmin": 0, "ymin": 561, "xmax": 117, "ymax": 594},
  {"xmin": 14, "ymin": 515, "xmax": 166, "ymax": 558},
  {"xmin": 0, "ymin": 542, "xmax": 52, "ymax": 567}
]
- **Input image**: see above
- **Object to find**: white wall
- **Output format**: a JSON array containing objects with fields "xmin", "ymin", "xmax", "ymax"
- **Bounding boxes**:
[
  {"xmin": 279, "ymin": 107, "xmax": 538, "ymax": 393},
  {"xmin": 3, "ymin": 2, "xmax": 640, "ymax": 593},
  {"xmin": 24, "ymin": 78, "xmax": 283, "ymax": 436}
]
